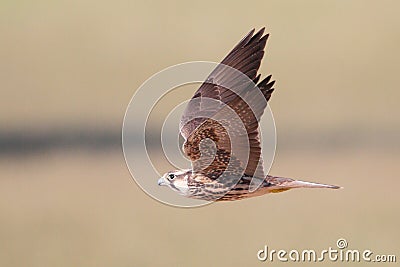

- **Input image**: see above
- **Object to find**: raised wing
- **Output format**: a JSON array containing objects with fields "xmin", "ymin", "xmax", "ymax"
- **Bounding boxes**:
[
  {"xmin": 180, "ymin": 28, "xmax": 275, "ymax": 180},
  {"xmin": 180, "ymin": 28, "xmax": 268, "ymax": 138}
]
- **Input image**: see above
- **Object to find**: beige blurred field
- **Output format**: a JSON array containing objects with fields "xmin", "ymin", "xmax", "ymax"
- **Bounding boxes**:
[
  {"xmin": 1, "ymin": 149, "xmax": 399, "ymax": 266},
  {"xmin": 1, "ymin": 0, "xmax": 399, "ymax": 266}
]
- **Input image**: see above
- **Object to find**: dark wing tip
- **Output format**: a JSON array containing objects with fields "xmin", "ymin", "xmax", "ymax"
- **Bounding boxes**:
[
  {"xmin": 232, "ymin": 28, "xmax": 256, "ymax": 51},
  {"xmin": 258, "ymin": 75, "xmax": 275, "ymax": 90},
  {"xmin": 257, "ymin": 75, "xmax": 276, "ymax": 101},
  {"xmin": 250, "ymin": 28, "xmax": 265, "ymax": 43}
]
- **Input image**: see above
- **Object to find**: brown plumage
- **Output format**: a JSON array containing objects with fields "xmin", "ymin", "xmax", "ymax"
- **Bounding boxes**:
[{"xmin": 158, "ymin": 28, "xmax": 341, "ymax": 201}]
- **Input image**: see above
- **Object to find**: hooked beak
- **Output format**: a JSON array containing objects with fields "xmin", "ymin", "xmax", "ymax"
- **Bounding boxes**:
[{"xmin": 158, "ymin": 177, "xmax": 167, "ymax": 186}]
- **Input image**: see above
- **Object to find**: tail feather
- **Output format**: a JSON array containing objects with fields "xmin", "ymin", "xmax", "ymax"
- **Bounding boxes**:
[
  {"xmin": 285, "ymin": 180, "xmax": 341, "ymax": 189},
  {"xmin": 266, "ymin": 175, "xmax": 341, "ymax": 193}
]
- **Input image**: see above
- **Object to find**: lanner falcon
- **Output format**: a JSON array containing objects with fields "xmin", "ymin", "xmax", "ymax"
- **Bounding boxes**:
[{"xmin": 158, "ymin": 28, "xmax": 340, "ymax": 201}]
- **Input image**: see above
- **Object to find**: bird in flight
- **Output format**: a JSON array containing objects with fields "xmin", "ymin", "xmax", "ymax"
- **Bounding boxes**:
[{"xmin": 157, "ymin": 28, "xmax": 340, "ymax": 201}]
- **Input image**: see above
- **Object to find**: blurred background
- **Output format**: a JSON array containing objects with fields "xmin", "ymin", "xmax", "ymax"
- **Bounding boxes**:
[{"xmin": 1, "ymin": 0, "xmax": 399, "ymax": 266}]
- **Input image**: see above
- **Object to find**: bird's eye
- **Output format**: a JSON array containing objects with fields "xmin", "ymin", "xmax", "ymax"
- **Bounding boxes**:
[{"xmin": 168, "ymin": 174, "xmax": 175, "ymax": 180}]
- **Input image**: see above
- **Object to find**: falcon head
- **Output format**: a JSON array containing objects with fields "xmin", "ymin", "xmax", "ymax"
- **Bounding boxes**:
[{"xmin": 158, "ymin": 169, "xmax": 192, "ymax": 195}]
